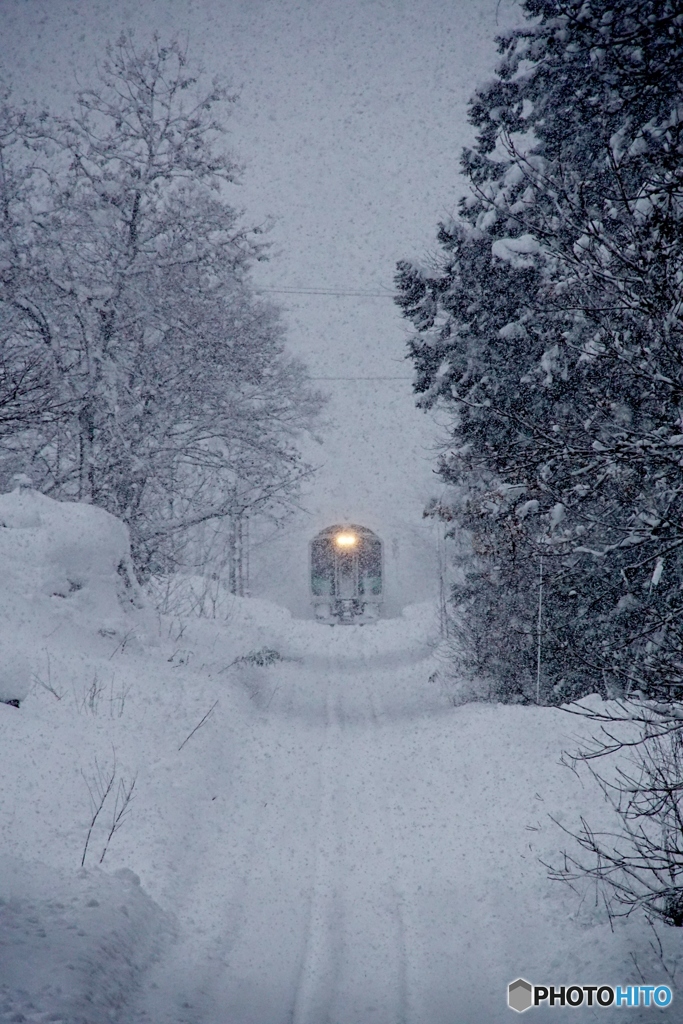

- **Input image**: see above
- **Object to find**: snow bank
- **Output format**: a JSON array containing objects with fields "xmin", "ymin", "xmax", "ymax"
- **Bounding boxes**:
[
  {"xmin": 237, "ymin": 598, "xmax": 440, "ymax": 665},
  {"xmin": 0, "ymin": 490, "xmax": 177, "ymax": 1016},
  {"xmin": 0, "ymin": 487, "xmax": 144, "ymax": 702},
  {"xmin": 0, "ymin": 856, "xmax": 172, "ymax": 1023},
  {"xmin": 0, "ymin": 485, "xmax": 141, "ymax": 619}
]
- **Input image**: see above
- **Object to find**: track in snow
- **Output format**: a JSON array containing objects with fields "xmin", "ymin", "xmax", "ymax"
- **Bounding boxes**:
[
  {"xmin": 132, "ymin": 610, "xmax": 616, "ymax": 1024},
  {"xmin": 131, "ymin": 614, "xmax": 447, "ymax": 1024},
  {"xmin": 290, "ymin": 666, "xmax": 415, "ymax": 1024}
]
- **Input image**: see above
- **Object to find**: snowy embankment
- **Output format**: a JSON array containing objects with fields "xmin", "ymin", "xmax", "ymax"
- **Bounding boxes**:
[{"xmin": 1, "ymin": 490, "xmax": 680, "ymax": 1023}]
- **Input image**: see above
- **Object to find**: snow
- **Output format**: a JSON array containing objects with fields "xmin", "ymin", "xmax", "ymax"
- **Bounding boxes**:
[
  {"xmin": 0, "ymin": 486, "xmax": 143, "ymax": 702},
  {"xmin": 1, "ymin": 494, "xmax": 681, "ymax": 1022},
  {"xmin": 491, "ymin": 232, "xmax": 540, "ymax": 268},
  {"xmin": 516, "ymin": 498, "xmax": 540, "ymax": 519},
  {"xmin": 498, "ymin": 320, "xmax": 527, "ymax": 340},
  {"xmin": 0, "ymin": 856, "xmax": 171, "ymax": 1023}
]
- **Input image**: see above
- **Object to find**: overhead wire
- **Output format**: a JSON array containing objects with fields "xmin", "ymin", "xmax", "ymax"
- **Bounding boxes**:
[
  {"xmin": 310, "ymin": 376, "xmax": 412, "ymax": 380},
  {"xmin": 257, "ymin": 285, "xmax": 412, "ymax": 379},
  {"xmin": 257, "ymin": 287, "xmax": 395, "ymax": 298}
]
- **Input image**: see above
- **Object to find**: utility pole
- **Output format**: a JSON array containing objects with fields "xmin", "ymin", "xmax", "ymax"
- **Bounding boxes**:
[
  {"xmin": 243, "ymin": 515, "xmax": 250, "ymax": 597},
  {"xmin": 536, "ymin": 555, "xmax": 543, "ymax": 704},
  {"xmin": 438, "ymin": 523, "xmax": 448, "ymax": 638}
]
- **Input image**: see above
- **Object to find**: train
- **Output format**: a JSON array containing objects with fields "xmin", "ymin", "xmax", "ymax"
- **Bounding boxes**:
[{"xmin": 310, "ymin": 524, "xmax": 383, "ymax": 624}]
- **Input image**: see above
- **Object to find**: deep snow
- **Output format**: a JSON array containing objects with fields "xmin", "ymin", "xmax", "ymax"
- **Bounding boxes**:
[{"xmin": 1, "ymin": 491, "xmax": 681, "ymax": 1022}]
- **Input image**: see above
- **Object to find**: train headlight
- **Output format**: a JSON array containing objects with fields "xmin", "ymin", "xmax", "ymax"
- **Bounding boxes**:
[{"xmin": 335, "ymin": 532, "xmax": 357, "ymax": 548}]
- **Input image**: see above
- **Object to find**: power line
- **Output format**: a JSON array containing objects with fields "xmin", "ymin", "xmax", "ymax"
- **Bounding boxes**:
[
  {"xmin": 310, "ymin": 375, "xmax": 412, "ymax": 381},
  {"xmin": 257, "ymin": 287, "xmax": 409, "ymax": 378},
  {"xmin": 258, "ymin": 287, "xmax": 394, "ymax": 298}
]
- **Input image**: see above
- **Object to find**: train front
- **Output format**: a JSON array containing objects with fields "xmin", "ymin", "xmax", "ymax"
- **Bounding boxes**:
[{"xmin": 310, "ymin": 525, "xmax": 383, "ymax": 624}]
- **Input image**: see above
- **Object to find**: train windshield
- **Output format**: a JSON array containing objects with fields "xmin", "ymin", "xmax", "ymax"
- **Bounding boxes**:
[
  {"xmin": 311, "ymin": 538, "xmax": 335, "ymax": 596},
  {"xmin": 337, "ymin": 549, "xmax": 355, "ymax": 598},
  {"xmin": 358, "ymin": 538, "xmax": 382, "ymax": 595}
]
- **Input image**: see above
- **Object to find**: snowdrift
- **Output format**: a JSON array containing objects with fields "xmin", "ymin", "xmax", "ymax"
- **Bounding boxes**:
[
  {"xmin": 0, "ymin": 489, "xmax": 172, "ymax": 1019},
  {"xmin": 0, "ymin": 487, "xmax": 143, "ymax": 703},
  {"xmin": 0, "ymin": 857, "xmax": 172, "ymax": 1023},
  {"xmin": 1, "ymin": 489, "xmax": 681, "ymax": 1023}
]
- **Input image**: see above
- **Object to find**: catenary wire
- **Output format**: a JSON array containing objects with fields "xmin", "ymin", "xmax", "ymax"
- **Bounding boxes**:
[
  {"xmin": 257, "ymin": 287, "xmax": 410, "ymax": 378},
  {"xmin": 258, "ymin": 287, "xmax": 395, "ymax": 297}
]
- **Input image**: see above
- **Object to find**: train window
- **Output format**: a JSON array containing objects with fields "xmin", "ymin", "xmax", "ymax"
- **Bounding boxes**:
[
  {"xmin": 358, "ymin": 538, "xmax": 382, "ymax": 596},
  {"xmin": 311, "ymin": 538, "xmax": 335, "ymax": 595},
  {"xmin": 336, "ymin": 548, "xmax": 357, "ymax": 598}
]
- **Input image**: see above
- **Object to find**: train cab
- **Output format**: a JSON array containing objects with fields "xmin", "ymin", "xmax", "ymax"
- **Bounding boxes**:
[{"xmin": 310, "ymin": 524, "xmax": 383, "ymax": 624}]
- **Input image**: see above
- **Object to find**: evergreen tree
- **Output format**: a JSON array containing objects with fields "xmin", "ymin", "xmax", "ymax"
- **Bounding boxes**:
[{"xmin": 396, "ymin": 1, "xmax": 683, "ymax": 701}]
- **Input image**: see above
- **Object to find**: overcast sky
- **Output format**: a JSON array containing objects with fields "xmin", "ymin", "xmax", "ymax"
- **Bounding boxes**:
[{"xmin": 0, "ymin": 0, "xmax": 523, "ymax": 609}]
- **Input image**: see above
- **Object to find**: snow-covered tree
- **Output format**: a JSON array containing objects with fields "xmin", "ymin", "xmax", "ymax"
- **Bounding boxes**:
[
  {"xmin": 0, "ymin": 37, "xmax": 322, "ymax": 580},
  {"xmin": 0, "ymin": 88, "xmax": 63, "ymax": 445},
  {"xmin": 396, "ymin": 1, "xmax": 683, "ymax": 701}
]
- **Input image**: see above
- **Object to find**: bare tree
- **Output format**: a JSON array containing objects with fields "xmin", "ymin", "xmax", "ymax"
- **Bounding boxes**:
[
  {"xmin": 0, "ymin": 86, "xmax": 66, "ymax": 450},
  {"xmin": 0, "ymin": 36, "xmax": 323, "ymax": 578},
  {"xmin": 537, "ymin": 690, "xmax": 683, "ymax": 930},
  {"xmin": 80, "ymin": 756, "xmax": 117, "ymax": 867}
]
